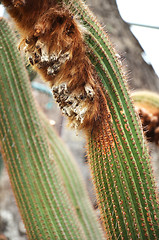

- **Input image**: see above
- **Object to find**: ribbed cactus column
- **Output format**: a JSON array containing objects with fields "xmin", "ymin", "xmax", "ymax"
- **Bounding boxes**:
[
  {"xmin": 63, "ymin": 0, "xmax": 159, "ymax": 239},
  {"xmin": 88, "ymin": 99, "xmax": 159, "ymax": 239},
  {"xmin": 0, "ymin": 18, "xmax": 88, "ymax": 239},
  {"xmin": 41, "ymin": 112, "xmax": 105, "ymax": 240}
]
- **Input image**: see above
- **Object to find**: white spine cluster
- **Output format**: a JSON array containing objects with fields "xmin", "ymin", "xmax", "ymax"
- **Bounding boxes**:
[
  {"xmin": 24, "ymin": 38, "xmax": 95, "ymax": 129},
  {"xmin": 52, "ymin": 82, "xmax": 94, "ymax": 128},
  {"xmin": 25, "ymin": 40, "xmax": 70, "ymax": 76}
]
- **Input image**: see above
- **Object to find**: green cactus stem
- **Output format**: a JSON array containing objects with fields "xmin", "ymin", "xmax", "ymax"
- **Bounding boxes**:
[
  {"xmin": 132, "ymin": 90, "xmax": 159, "ymax": 145},
  {"xmin": 40, "ymin": 111, "xmax": 105, "ymax": 239},
  {"xmin": 0, "ymin": 17, "xmax": 105, "ymax": 239},
  {"xmin": 61, "ymin": 0, "xmax": 159, "ymax": 239},
  {"xmin": 132, "ymin": 90, "xmax": 159, "ymax": 115}
]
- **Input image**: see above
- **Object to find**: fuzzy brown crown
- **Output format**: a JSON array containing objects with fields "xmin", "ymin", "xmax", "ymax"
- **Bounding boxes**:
[{"xmin": 2, "ymin": 0, "xmax": 102, "ymax": 131}]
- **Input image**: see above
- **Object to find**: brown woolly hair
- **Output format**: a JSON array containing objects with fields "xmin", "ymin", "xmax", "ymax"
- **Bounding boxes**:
[
  {"xmin": 137, "ymin": 107, "xmax": 159, "ymax": 145},
  {"xmin": 2, "ymin": 0, "xmax": 103, "ymax": 131}
]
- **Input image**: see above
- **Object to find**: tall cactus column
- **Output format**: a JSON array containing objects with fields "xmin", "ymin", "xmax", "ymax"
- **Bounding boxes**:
[
  {"xmin": 0, "ymin": 18, "xmax": 88, "ymax": 240},
  {"xmin": 65, "ymin": 0, "xmax": 159, "ymax": 239},
  {"xmin": 41, "ymin": 111, "xmax": 105, "ymax": 240}
]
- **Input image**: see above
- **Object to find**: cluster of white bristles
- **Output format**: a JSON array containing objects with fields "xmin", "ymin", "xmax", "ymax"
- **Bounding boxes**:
[
  {"xmin": 24, "ymin": 39, "xmax": 95, "ymax": 128},
  {"xmin": 52, "ymin": 82, "xmax": 95, "ymax": 128}
]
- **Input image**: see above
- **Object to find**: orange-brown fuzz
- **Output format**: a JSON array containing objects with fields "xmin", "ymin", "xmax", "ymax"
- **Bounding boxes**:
[
  {"xmin": 2, "ymin": 0, "xmax": 102, "ymax": 131},
  {"xmin": 137, "ymin": 107, "xmax": 159, "ymax": 145}
]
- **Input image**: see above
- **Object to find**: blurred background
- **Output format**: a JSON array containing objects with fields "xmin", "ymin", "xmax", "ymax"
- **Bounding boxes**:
[{"xmin": 0, "ymin": 0, "xmax": 159, "ymax": 239}]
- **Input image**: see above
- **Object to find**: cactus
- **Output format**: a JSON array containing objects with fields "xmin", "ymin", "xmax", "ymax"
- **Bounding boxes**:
[
  {"xmin": 132, "ymin": 90, "xmax": 159, "ymax": 114},
  {"xmin": 1, "ymin": 0, "xmax": 159, "ymax": 239},
  {"xmin": 132, "ymin": 90, "xmax": 159, "ymax": 145},
  {"xmin": 41, "ymin": 111, "xmax": 105, "ymax": 239},
  {"xmin": 0, "ymin": 18, "xmax": 104, "ymax": 239},
  {"xmin": 62, "ymin": 1, "xmax": 159, "ymax": 239}
]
